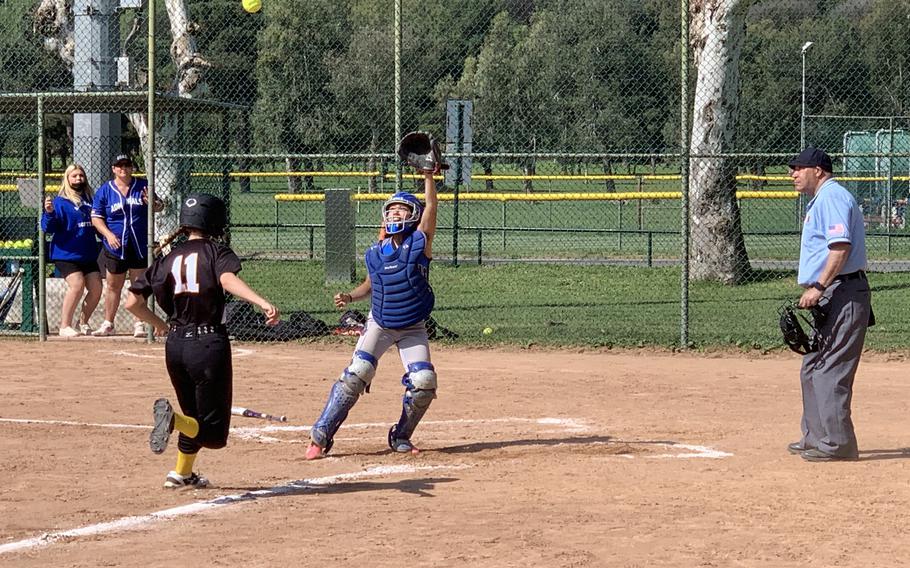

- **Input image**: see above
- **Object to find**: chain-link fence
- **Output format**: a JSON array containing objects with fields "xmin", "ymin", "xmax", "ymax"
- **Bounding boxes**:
[{"xmin": 1, "ymin": 1, "xmax": 908, "ymax": 348}]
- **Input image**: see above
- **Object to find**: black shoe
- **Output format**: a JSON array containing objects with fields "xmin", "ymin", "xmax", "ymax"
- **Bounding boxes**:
[
  {"xmin": 150, "ymin": 398, "xmax": 175, "ymax": 455},
  {"xmin": 800, "ymin": 448, "xmax": 858, "ymax": 462},
  {"xmin": 787, "ymin": 441, "xmax": 814, "ymax": 455}
]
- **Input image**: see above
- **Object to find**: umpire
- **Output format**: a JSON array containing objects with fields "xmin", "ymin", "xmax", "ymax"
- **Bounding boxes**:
[{"xmin": 788, "ymin": 147, "xmax": 872, "ymax": 462}]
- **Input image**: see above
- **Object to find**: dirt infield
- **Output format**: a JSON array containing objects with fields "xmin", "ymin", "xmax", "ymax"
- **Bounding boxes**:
[{"xmin": 2, "ymin": 339, "xmax": 910, "ymax": 567}]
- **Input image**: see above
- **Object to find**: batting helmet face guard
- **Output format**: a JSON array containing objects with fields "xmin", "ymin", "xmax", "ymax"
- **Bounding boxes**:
[
  {"xmin": 382, "ymin": 192, "xmax": 422, "ymax": 235},
  {"xmin": 179, "ymin": 193, "xmax": 228, "ymax": 236}
]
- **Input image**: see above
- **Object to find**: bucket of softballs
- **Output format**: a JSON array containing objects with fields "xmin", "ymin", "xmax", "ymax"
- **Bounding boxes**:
[{"xmin": 0, "ymin": 240, "xmax": 32, "ymax": 276}]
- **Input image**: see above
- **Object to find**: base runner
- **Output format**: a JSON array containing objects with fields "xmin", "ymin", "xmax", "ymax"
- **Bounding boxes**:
[{"xmin": 126, "ymin": 194, "xmax": 279, "ymax": 488}]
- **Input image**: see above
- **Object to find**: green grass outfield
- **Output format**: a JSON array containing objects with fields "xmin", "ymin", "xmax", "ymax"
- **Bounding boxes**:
[{"xmin": 241, "ymin": 260, "xmax": 910, "ymax": 351}]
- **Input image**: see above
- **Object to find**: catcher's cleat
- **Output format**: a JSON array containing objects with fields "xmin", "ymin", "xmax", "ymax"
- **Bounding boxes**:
[
  {"xmin": 163, "ymin": 471, "xmax": 209, "ymax": 489},
  {"xmin": 150, "ymin": 398, "xmax": 175, "ymax": 455},
  {"xmin": 304, "ymin": 441, "xmax": 326, "ymax": 460},
  {"xmin": 388, "ymin": 426, "xmax": 420, "ymax": 455}
]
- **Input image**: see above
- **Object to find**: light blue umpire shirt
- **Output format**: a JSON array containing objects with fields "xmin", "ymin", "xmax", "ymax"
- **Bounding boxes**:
[{"xmin": 798, "ymin": 177, "xmax": 867, "ymax": 286}]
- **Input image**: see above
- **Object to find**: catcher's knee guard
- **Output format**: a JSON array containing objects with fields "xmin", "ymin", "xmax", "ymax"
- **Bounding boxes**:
[
  {"xmin": 310, "ymin": 351, "xmax": 377, "ymax": 452},
  {"xmin": 388, "ymin": 362, "xmax": 437, "ymax": 450}
]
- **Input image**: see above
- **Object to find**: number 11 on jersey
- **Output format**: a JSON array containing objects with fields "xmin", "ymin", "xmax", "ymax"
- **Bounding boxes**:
[{"xmin": 171, "ymin": 253, "xmax": 200, "ymax": 294}]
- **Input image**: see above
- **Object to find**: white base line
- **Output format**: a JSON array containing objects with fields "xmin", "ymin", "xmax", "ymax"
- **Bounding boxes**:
[
  {"xmin": 0, "ymin": 417, "xmax": 732, "ymax": 459},
  {"xmin": 104, "ymin": 347, "xmax": 255, "ymax": 359},
  {"xmin": 0, "ymin": 464, "xmax": 468, "ymax": 556},
  {"xmin": 0, "ymin": 416, "xmax": 591, "ymax": 434}
]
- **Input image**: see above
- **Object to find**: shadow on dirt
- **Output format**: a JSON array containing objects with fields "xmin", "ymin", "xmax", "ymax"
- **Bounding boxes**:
[
  {"xmin": 217, "ymin": 476, "xmax": 458, "ymax": 497},
  {"xmin": 858, "ymin": 448, "xmax": 910, "ymax": 461}
]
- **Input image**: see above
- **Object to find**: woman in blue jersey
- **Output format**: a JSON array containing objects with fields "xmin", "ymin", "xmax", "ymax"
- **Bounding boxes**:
[
  {"xmin": 305, "ymin": 170, "xmax": 438, "ymax": 460},
  {"xmin": 90, "ymin": 154, "xmax": 163, "ymax": 337},
  {"xmin": 41, "ymin": 164, "xmax": 102, "ymax": 337}
]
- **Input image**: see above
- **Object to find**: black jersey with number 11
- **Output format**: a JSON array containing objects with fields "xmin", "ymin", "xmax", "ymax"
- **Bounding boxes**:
[{"xmin": 129, "ymin": 239, "xmax": 242, "ymax": 327}]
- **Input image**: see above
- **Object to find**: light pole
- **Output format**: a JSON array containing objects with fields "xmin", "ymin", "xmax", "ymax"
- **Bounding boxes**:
[{"xmin": 800, "ymin": 41, "xmax": 814, "ymax": 149}]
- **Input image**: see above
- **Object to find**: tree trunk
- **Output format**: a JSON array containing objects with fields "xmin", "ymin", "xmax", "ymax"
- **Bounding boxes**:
[
  {"xmin": 33, "ymin": 0, "xmax": 73, "ymax": 65},
  {"xmin": 285, "ymin": 157, "xmax": 302, "ymax": 193},
  {"xmin": 304, "ymin": 159, "xmax": 315, "ymax": 192},
  {"xmin": 367, "ymin": 130, "xmax": 379, "ymax": 193},
  {"xmin": 523, "ymin": 158, "xmax": 535, "ymax": 193},
  {"xmin": 751, "ymin": 163, "xmax": 765, "ymax": 191},
  {"xmin": 688, "ymin": 0, "xmax": 750, "ymax": 285},
  {"xmin": 602, "ymin": 158, "xmax": 615, "ymax": 192},
  {"xmin": 35, "ymin": 0, "xmax": 210, "ymax": 238},
  {"xmin": 483, "ymin": 159, "xmax": 494, "ymax": 192},
  {"xmin": 238, "ymin": 113, "xmax": 252, "ymax": 193}
]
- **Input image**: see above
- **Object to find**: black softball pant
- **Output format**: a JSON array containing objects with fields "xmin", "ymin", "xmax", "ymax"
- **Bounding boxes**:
[{"xmin": 165, "ymin": 330, "xmax": 233, "ymax": 455}]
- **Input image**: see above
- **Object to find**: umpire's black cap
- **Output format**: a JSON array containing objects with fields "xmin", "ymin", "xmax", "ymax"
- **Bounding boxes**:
[{"xmin": 788, "ymin": 147, "xmax": 833, "ymax": 172}]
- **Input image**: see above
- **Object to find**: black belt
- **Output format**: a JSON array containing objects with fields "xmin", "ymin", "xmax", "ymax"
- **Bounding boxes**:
[
  {"xmin": 833, "ymin": 270, "xmax": 866, "ymax": 283},
  {"xmin": 169, "ymin": 324, "xmax": 227, "ymax": 338}
]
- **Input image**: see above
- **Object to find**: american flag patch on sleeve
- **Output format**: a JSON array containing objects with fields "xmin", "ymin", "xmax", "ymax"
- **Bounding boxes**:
[{"xmin": 827, "ymin": 223, "xmax": 845, "ymax": 235}]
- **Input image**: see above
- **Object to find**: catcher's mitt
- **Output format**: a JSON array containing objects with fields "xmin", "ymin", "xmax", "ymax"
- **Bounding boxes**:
[
  {"xmin": 778, "ymin": 301, "xmax": 826, "ymax": 354},
  {"xmin": 397, "ymin": 131, "xmax": 449, "ymax": 174}
]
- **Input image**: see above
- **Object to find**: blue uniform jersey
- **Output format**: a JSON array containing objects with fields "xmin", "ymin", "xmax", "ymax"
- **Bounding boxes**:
[
  {"xmin": 41, "ymin": 196, "xmax": 99, "ymax": 262},
  {"xmin": 91, "ymin": 178, "xmax": 150, "ymax": 259},
  {"xmin": 365, "ymin": 231, "xmax": 434, "ymax": 329},
  {"xmin": 798, "ymin": 178, "xmax": 867, "ymax": 285}
]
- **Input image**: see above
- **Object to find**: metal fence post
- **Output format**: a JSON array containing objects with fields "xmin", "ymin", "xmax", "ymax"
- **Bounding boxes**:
[
  {"xmin": 679, "ymin": 0, "xmax": 690, "ymax": 348},
  {"xmin": 324, "ymin": 188, "xmax": 355, "ymax": 284},
  {"xmin": 36, "ymin": 96, "xmax": 45, "ymax": 340}
]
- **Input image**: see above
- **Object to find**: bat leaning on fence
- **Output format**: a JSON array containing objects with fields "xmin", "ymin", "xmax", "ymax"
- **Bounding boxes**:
[
  {"xmin": 231, "ymin": 405, "xmax": 288, "ymax": 422},
  {"xmin": 0, "ymin": 268, "xmax": 24, "ymax": 326}
]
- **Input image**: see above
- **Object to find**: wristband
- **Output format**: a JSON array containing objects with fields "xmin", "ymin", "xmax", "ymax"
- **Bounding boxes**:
[{"xmin": 810, "ymin": 282, "xmax": 826, "ymax": 292}]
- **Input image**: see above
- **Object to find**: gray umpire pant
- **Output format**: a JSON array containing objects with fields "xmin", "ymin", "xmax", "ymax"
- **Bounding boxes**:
[{"xmin": 799, "ymin": 276, "xmax": 872, "ymax": 458}]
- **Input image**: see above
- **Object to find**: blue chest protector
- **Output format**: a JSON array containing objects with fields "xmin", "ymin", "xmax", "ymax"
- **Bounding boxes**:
[{"xmin": 365, "ymin": 231, "xmax": 434, "ymax": 329}]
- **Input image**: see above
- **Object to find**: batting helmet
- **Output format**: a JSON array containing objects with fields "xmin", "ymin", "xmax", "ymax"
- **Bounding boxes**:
[
  {"xmin": 179, "ymin": 193, "xmax": 228, "ymax": 236},
  {"xmin": 382, "ymin": 191, "xmax": 423, "ymax": 235}
]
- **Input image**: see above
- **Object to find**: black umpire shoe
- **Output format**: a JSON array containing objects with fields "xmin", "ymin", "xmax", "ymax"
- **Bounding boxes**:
[
  {"xmin": 150, "ymin": 398, "xmax": 175, "ymax": 454},
  {"xmin": 800, "ymin": 448, "xmax": 858, "ymax": 462},
  {"xmin": 787, "ymin": 441, "xmax": 814, "ymax": 455}
]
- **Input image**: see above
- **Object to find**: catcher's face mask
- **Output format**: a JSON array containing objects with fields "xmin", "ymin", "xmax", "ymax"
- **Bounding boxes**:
[{"xmin": 383, "ymin": 192, "xmax": 422, "ymax": 234}]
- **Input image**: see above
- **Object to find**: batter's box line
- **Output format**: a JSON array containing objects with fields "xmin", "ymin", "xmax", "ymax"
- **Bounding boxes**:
[
  {"xmin": 230, "ymin": 417, "xmax": 592, "ymax": 443},
  {"xmin": 0, "ymin": 463, "xmax": 471, "ymax": 556},
  {"xmin": 231, "ymin": 419, "xmax": 733, "ymax": 459}
]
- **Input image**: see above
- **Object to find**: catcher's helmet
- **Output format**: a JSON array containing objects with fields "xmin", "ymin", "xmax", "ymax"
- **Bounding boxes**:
[
  {"xmin": 179, "ymin": 193, "xmax": 228, "ymax": 236},
  {"xmin": 382, "ymin": 191, "xmax": 422, "ymax": 235}
]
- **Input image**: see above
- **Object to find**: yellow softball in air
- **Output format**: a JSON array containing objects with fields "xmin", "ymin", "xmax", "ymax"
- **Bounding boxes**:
[{"xmin": 242, "ymin": 0, "xmax": 261, "ymax": 13}]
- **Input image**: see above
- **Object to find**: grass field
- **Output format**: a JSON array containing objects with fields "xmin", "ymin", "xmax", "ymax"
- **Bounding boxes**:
[
  {"xmin": 3, "ymin": 172, "xmax": 908, "ymax": 349},
  {"xmin": 240, "ymin": 260, "xmax": 910, "ymax": 351}
]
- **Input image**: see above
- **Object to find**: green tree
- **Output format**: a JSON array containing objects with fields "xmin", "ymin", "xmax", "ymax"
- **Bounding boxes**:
[{"xmin": 253, "ymin": 0, "xmax": 350, "ymax": 190}]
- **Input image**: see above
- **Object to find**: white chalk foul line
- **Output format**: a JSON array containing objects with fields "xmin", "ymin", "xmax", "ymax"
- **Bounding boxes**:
[
  {"xmin": 0, "ymin": 416, "xmax": 731, "ymax": 459},
  {"xmin": 104, "ymin": 347, "xmax": 255, "ymax": 359},
  {"xmin": 0, "ymin": 463, "xmax": 468, "ymax": 556},
  {"xmin": 0, "ymin": 416, "xmax": 590, "ymax": 436}
]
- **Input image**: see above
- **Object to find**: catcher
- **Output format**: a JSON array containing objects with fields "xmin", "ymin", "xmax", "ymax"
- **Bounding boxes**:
[{"xmin": 304, "ymin": 132, "xmax": 444, "ymax": 459}]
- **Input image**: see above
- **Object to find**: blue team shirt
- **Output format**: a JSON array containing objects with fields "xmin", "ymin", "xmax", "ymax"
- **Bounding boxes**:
[
  {"xmin": 798, "ymin": 178, "xmax": 867, "ymax": 285},
  {"xmin": 41, "ymin": 196, "xmax": 100, "ymax": 262},
  {"xmin": 91, "ymin": 178, "xmax": 150, "ymax": 259}
]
